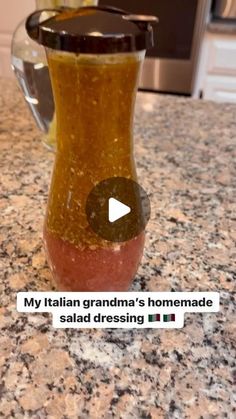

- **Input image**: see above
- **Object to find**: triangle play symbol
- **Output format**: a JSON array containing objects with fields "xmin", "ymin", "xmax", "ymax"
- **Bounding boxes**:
[{"xmin": 108, "ymin": 198, "xmax": 131, "ymax": 223}]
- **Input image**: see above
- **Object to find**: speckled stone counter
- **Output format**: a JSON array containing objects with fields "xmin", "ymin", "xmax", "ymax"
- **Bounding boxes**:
[{"xmin": 0, "ymin": 79, "xmax": 235, "ymax": 418}]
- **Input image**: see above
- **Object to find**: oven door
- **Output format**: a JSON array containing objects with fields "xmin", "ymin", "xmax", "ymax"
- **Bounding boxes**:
[{"xmin": 99, "ymin": 0, "xmax": 210, "ymax": 95}]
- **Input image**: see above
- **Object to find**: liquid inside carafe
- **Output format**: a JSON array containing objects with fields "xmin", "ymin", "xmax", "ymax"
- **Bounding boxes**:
[{"xmin": 44, "ymin": 51, "xmax": 145, "ymax": 291}]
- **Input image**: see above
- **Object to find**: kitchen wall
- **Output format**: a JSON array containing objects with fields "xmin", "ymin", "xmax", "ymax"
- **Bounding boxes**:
[{"xmin": 0, "ymin": 0, "xmax": 34, "ymax": 77}]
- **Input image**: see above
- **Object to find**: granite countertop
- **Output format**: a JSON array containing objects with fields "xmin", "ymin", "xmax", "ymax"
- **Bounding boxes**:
[
  {"xmin": 208, "ymin": 19, "xmax": 236, "ymax": 35},
  {"xmin": 0, "ymin": 79, "xmax": 235, "ymax": 418}
]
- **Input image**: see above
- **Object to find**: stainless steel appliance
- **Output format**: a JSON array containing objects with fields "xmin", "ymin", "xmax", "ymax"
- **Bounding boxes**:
[
  {"xmin": 99, "ymin": 0, "xmax": 210, "ymax": 95},
  {"xmin": 213, "ymin": 0, "xmax": 236, "ymax": 19}
]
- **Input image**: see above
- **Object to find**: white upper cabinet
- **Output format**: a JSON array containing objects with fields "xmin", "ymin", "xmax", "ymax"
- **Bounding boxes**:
[{"xmin": 0, "ymin": 0, "xmax": 35, "ymax": 77}]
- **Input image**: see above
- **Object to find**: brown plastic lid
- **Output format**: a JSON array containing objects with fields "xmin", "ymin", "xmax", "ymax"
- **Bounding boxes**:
[{"xmin": 26, "ymin": 6, "xmax": 158, "ymax": 54}]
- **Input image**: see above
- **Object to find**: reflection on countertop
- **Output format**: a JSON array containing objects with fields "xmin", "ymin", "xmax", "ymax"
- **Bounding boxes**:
[{"xmin": 0, "ymin": 79, "xmax": 235, "ymax": 418}]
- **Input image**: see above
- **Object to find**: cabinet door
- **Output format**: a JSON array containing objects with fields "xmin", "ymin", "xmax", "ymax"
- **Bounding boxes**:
[
  {"xmin": 207, "ymin": 36, "xmax": 236, "ymax": 77},
  {"xmin": 204, "ymin": 75, "xmax": 236, "ymax": 103},
  {"xmin": 0, "ymin": 0, "xmax": 34, "ymax": 77}
]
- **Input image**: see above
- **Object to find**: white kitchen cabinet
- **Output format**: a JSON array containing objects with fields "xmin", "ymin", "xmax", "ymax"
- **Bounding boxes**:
[
  {"xmin": 203, "ymin": 74, "xmax": 236, "ymax": 103},
  {"xmin": 207, "ymin": 37, "xmax": 236, "ymax": 76},
  {"xmin": 196, "ymin": 31, "xmax": 236, "ymax": 103},
  {"xmin": 0, "ymin": 0, "xmax": 34, "ymax": 77}
]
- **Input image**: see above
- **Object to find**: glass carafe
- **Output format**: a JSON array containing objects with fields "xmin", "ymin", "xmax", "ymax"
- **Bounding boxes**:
[
  {"xmin": 11, "ymin": 0, "xmax": 98, "ymax": 151},
  {"xmin": 26, "ymin": 7, "xmax": 156, "ymax": 291}
]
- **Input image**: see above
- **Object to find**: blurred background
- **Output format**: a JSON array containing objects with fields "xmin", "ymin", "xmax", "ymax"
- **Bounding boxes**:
[{"xmin": 1, "ymin": 0, "xmax": 236, "ymax": 102}]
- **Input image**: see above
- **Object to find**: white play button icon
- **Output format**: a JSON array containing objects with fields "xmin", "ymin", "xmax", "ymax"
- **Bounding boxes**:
[
  {"xmin": 108, "ymin": 197, "xmax": 131, "ymax": 223},
  {"xmin": 86, "ymin": 177, "xmax": 150, "ymax": 242}
]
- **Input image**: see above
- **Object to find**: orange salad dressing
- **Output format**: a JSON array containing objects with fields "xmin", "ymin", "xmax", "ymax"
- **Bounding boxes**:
[{"xmin": 44, "ymin": 51, "xmax": 145, "ymax": 291}]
